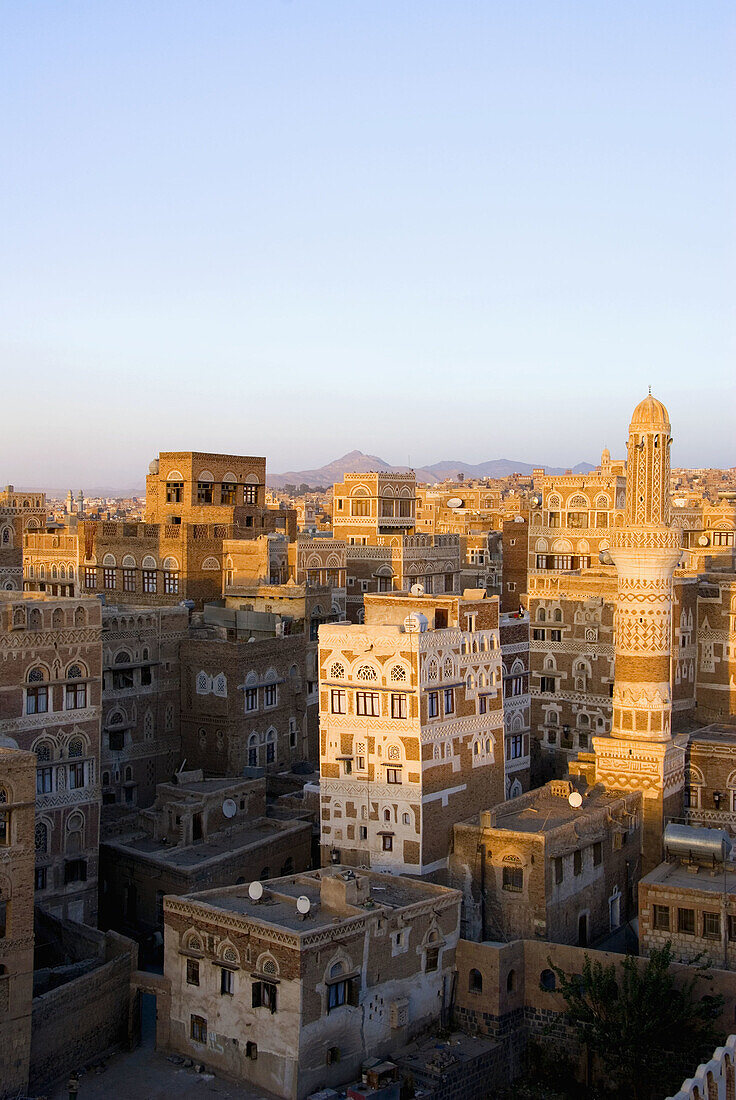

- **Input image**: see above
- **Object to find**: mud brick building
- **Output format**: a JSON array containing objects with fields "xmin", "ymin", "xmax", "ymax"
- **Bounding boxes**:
[
  {"xmin": 180, "ymin": 628, "xmax": 314, "ymax": 774},
  {"xmin": 695, "ymin": 573, "xmax": 736, "ymax": 723},
  {"xmin": 0, "ymin": 747, "xmax": 36, "ymax": 1099},
  {"xmin": 500, "ymin": 609, "xmax": 531, "ymax": 797},
  {"xmin": 318, "ymin": 590, "xmax": 505, "ymax": 875},
  {"xmin": 23, "ymin": 529, "xmax": 79, "ymax": 596},
  {"xmin": 100, "ymin": 775, "xmax": 311, "ymax": 938},
  {"xmin": 100, "ymin": 604, "xmax": 188, "ymax": 812},
  {"xmin": 501, "ymin": 516, "xmax": 529, "ymax": 612},
  {"xmin": 0, "ymin": 593, "xmax": 102, "ymax": 923},
  {"xmin": 449, "ymin": 777, "xmax": 641, "ymax": 946},
  {"xmin": 682, "ymin": 722, "xmax": 736, "ymax": 830},
  {"xmin": 1, "ymin": 486, "xmax": 47, "ymax": 594},
  {"xmin": 162, "ymin": 867, "xmax": 461, "ymax": 1100},
  {"xmin": 639, "ymin": 827, "xmax": 736, "ymax": 969}
]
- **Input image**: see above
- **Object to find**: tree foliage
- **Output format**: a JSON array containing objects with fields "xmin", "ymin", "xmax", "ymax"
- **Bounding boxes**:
[{"xmin": 548, "ymin": 943, "xmax": 724, "ymax": 1100}]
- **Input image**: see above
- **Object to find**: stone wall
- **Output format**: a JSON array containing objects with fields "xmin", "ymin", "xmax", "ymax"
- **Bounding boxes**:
[{"xmin": 28, "ymin": 928, "xmax": 137, "ymax": 1093}]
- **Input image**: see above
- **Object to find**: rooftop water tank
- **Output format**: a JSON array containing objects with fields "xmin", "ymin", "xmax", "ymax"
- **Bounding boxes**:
[{"xmin": 663, "ymin": 823, "xmax": 732, "ymax": 864}]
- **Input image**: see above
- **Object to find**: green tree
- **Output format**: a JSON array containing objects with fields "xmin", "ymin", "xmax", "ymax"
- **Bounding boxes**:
[{"xmin": 548, "ymin": 943, "xmax": 723, "ymax": 1100}]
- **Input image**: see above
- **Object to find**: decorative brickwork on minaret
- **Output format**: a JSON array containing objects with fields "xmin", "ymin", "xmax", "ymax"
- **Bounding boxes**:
[{"xmin": 593, "ymin": 394, "xmax": 686, "ymax": 872}]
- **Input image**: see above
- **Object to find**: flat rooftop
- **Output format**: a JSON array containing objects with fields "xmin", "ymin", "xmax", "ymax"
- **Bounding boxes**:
[
  {"xmin": 104, "ymin": 816, "xmax": 306, "ymax": 869},
  {"xmin": 689, "ymin": 722, "xmax": 736, "ymax": 746},
  {"xmin": 177, "ymin": 867, "xmax": 459, "ymax": 934},
  {"xmin": 471, "ymin": 780, "xmax": 637, "ymax": 837},
  {"xmin": 641, "ymin": 859, "xmax": 736, "ymax": 897}
]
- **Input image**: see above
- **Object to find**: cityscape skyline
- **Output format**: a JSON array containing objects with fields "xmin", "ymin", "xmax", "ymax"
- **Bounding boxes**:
[{"xmin": 2, "ymin": 2, "xmax": 734, "ymax": 485}]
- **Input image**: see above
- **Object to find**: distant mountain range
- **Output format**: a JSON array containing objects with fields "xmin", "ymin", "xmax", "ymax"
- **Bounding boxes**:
[{"xmin": 268, "ymin": 450, "xmax": 596, "ymax": 489}]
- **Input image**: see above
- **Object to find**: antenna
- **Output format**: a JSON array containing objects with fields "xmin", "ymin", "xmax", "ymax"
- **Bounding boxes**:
[
  {"xmin": 568, "ymin": 791, "xmax": 583, "ymax": 809},
  {"xmin": 248, "ymin": 880, "xmax": 264, "ymax": 902},
  {"xmin": 222, "ymin": 798, "xmax": 237, "ymax": 819},
  {"xmin": 296, "ymin": 895, "xmax": 311, "ymax": 917}
]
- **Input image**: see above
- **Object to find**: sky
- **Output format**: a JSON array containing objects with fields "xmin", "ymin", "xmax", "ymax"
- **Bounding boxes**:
[{"xmin": 1, "ymin": 1, "xmax": 734, "ymax": 490}]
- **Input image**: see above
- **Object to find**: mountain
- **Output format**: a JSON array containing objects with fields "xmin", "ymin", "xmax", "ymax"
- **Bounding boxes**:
[{"xmin": 267, "ymin": 451, "xmax": 595, "ymax": 489}]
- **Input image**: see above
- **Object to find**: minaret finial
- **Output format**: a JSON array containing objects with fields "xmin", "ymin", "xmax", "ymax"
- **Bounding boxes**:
[{"xmin": 648, "ymin": 384, "xmax": 652, "ymax": 395}]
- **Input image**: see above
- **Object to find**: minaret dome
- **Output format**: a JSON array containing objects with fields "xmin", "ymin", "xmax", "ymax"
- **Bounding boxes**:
[{"xmin": 629, "ymin": 392, "xmax": 670, "ymax": 434}]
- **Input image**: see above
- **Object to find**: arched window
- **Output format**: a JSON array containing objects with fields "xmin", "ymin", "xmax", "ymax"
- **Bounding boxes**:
[
  {"xmin": 248, "ymin": 733, "xmax": 258, "ymax": 768},
  {"xmin": 540, "ymin": 969, "xmax": 556, "ymax": 992},
  {"xmin": 389, "ymin": 665, "xmax": 406, "ymax": 682},
  {"xmin": 74, "ymin": 606, "xmax": 85, "ymax": 626},
  {"xmin": 469, "ymin": 968, "xmax": 483, "ymax": 993},
  {"xmin": 68, "ymin": 738, "xmax": 84, "ymax": 758},
  {"xmin": 329, "ymin": 662, "xmax": 345, "ymax": 680},
  {"xmin": 35, "ymin": 821, "xmax": 48, "ymax": 852},
  {"xmin": 29, "ymin": 608, "xmax": 42, "ymax": 629},
  {"xmin": 52, "ymin": 607, "xmax": 63, "ymax": 628},
  {"xmin": 265, "ymin": 728, "xmax": 276, "ymax": 764},
  {"xmin": 383, "ymin": 808, "xmax": 391, "ymax": 822},
  {"xmin": 280, "ymin": 856, "xmax": 294, "ymax": 876},
  {"xmin": 554, "ymin": 608, "xmax": 562, "ymax": 622},
  {"xmin": 537, "ymin": 607, "xmax": 546, "ymax": 622},
  {"xmin": 355, "ymin": 665, "xmax": 377, "ymax": 681},
  {"xmin": 507, "ymin": 969, "xmax": 517, "ymax": 992}
]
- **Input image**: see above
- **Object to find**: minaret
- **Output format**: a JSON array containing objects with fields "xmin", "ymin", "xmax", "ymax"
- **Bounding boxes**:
[{"xmin": 593, "ymin": 393, "xmax": 685, "ymax": 872}]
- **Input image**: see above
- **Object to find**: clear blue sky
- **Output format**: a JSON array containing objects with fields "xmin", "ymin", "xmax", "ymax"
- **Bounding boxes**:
[{"xmin": 1, "ymin": 1, "xmax": 734, "ymax": 490}]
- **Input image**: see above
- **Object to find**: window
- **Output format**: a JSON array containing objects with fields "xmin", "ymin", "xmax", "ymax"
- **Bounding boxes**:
[
  {"xmin": 443, "ymin": 688, "xmax": 454, "ymax": 715},
  {"xmin": 142, "ymin": 570, "xmax": 157, "ymax": 593},
  {"xmin": 221, "ymin": 967, "xmax": 234, "ymax": 995},
  {"xmin": 653, "ymin": 905, "xmax": 670, "ymax": 932},
  {"xmin": 478, "ymin": 696, "xmax": 487, "ymax": 715},
  {"xmin": 550, "ymin": 629, "xmax": 561, "ymax": 642},
  {"xmin": 502, "ymin": 862, "xmax": 523, "ymax": 892},
  {"xmin": 26, "ymin": 685, "xmax": 48, "ymax": 715},
  {"xmin": 103, "ymin": 567, "xmax": 116, "ymax": 590},
  {"xmin": 186, "ymin": 959, "xmax": 200, "ymax": 985},
  {"xmin": 729, "ymin": 916, "xmax": 736, "ymax": 941},
  {"xmin": 164, "ymin": 571, "xmax": 179, "ymax": 595},
  {"xmin": 703, "ymin": 911, "xmax": 721, "ymax": 939},
  {"xmin": 391, "ymin": 693, "xmax": 407, "ymax": 719},
  {"xmin": 425, "ymin": 946, "xmax": 439, "ymax": 972},
  {"xmin": 593, "ymin": 842, "xmax": 602, "ymax": 866},
  {"xmin": 386, "ymin": 768, "xmax": 401, "ymax": 784},
  {"xmin": 678, "ymin": 908, "xmax": 695, "ymax": 935},
  {"xmin": 64, "ymin": 859, "xmax": 87, "ymax": 883},
  {"xmin": 0, "ymin": 900, "xmax": 7, "ymax": 938},
  {"xmin": 540, "ymin": 676, "xmax": 556, "ymax": 693},
  {"xmin": 221, "ymin": 482, "xmax": 236, "ymax": 505},
  {"xmin": 508, "ymin": 735, "xmax": 523, "ymax": 760},
  {"xmin": 84, "ymin": 567, "xmax": 97, "ymax": 589},
  {"xmin": 197, "ymin": 481, "xmax": 213, "ymax": 504},
  {"xmin": 123, "ymin": 568, "xmax": 136, "ymax": 592},
  {"xmin": 573, "ymin": 850, "xmax": 582, "ymax": 876},
  {"xmin": 68, "ymin": 762, "xmax": 85, "ymax": 790},
  {"xmin": 190, "ymin": 1015, "xmax": 207, "ymax": 1043},
  {"xmin": 243, "ymin": 484, "xmax": 258, "ymax": 505},
  {"xmin": 109, "ymin": 729, "xmax": 125, "ymax": 751},
  {"xmin": 341, "ymin": 758, "xmax": 352, "ymax": 775},
  {"xmin": 252, "ymin": 980, "xmax": 277, "ymax": 1013},
  {"xmin": 382, "ymin": 834, "xmax": 393, "ymax": 851},
  {"xmin": 35, "ymin": 867, "xmax": 47, "ymax": 891},
  {"xmin": 330, "ymin": 688, "xmax": 346, "ymax": 714},
  {"xmin": 427, "ymin": 692, "xmax": 439, "ymax": 718},
  {"xmin": 469, "ymin": 968, "xmax": 483, "ymax": 993},
  {"xmin": 166, "ymin": 481, "xmax": 183, "ymax": 503},
  {"xmin": 65, "ymin": 681, "xmax": 87, "ymax": 710},
  {"xmin": 37, "ymin": 768, "xmax": 53, "ymax": 794},
  {"xmin": 264, "ymin": 683, "xmax": 277, "ymax": 708},
  {"xmin": 35, "ymin": 822, "xmax": 48, "ymax": 852},
  {"xmin": 112, "ymin": 668, "xmax": 134, "ymax": 690},
  {"xmin": 359, "ymin": 825, "xmax": 368, "ymax": 839},
  {"xmin": 567, "ymin": 511, "xmax": 588, "ymax": 528},
  {"xmin": 356, "ymin": 692, "xmax": 380, "ymax": 717},
  {"xmin": 554, "ymin": 857, "xmax": 563, "ymax": 884},
  {"xmin": 245, "ymin": 687, "xmax": 258, "ymax": 712}
]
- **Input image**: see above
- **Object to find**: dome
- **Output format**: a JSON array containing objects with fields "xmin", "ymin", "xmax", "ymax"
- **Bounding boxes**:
[{"xmin": 629, "ymin": 392, "xmax": 670, "ymax": 433}]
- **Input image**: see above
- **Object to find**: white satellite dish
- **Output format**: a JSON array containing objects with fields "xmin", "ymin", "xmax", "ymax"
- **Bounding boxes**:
[
  {"xmin": 446, "ymin": 497, "xmax": 463, "ymax": 510},
  {"xmin": 248, "ymin": 880, "xmax": 264, "ymax": 902},
  {"xmin": 568, "ymin": 791, "xmax": 583, "ymax": 809},
  {"xmin": 296, "ymin": 895, "xmax": 311, "ymax": 916},
  {"xmin": 410, "ymin": 583, "xmax": 425, "ymax": 596},
  {"xmin": 222, "ymin": 798, "xmax": 237, "ymax": 819}
]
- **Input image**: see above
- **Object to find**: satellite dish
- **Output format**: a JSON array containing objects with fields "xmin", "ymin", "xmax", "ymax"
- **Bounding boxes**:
[
  {"xmin": 410, "ymin": 583, "xmax": 425, "ymax": 596},
  {"xmin": 222, "ymin": 798, "xmax": 237, "ymax": 819},
  {"xmin": 248, "ymin": 880, "xmax": 264, "ymax": 901},
  {"xmin": 568, "ymin": 791, "xmax": 583, "ymax": 809},
  {"xmin": 446, "ymin": 497, "xmax": 463, "ymax": 509},
  {"xmin": 296, "ymin": 895, "xmax": 311, "ymax": 916}
]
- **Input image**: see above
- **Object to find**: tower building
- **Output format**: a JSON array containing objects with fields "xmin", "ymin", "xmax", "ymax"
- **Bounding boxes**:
[{"xmin": 593, "ymin": 393, "xmax": 686, "ymax": 871}]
